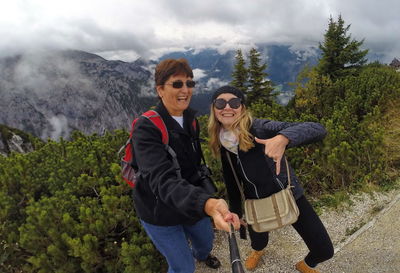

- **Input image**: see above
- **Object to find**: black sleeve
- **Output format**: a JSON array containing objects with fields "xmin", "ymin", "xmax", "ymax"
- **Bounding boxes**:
[
  {"xmin": 221, "ymin": 150, "xmax": 243, "ymax": 218},
  {"xmin": 132, "ymin": 117, "xmax": 210, "ymax": 219},
  {"xmin": 252, "ymin": 118, "xmax": 327, "ymax": 148}
]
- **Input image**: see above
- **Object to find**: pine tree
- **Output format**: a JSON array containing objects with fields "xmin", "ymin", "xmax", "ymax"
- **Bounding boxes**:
[
  {"xmin": 317, "ymin": 15, "xmax": 368, "ymax": 80},
  {"xmin": 294, "ymin": 15, "xmax": 369, "ymax": 118},
  {"xmin": 230, "ymin": 49, "xmax": 248, "ymax": 93},
  {"xmin": 247, "ymin": 48, "xmax": 274, "ymax": 105}
]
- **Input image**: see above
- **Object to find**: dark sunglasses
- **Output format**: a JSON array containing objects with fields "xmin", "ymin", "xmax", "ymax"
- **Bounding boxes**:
[
  {"xmin": 213, "ymin": 97, "xmax": 242, "ymax": 110},
  {"xmin": 165, "ymin": 80, "xmax": 196, "ymax": 89}
]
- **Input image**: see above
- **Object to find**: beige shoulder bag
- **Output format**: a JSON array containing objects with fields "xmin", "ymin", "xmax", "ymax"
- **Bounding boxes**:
[{"xmin": 226, "ymin": 151, "xmax": 299, "ymax": 232}]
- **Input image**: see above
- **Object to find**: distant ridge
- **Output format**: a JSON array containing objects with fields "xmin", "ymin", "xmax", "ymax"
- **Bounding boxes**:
[{"xmin": 0, "ymin": 50, "xmax": 156, "ymax": 139}]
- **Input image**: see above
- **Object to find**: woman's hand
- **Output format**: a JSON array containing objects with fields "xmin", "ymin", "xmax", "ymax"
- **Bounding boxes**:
[
  {"xmin": 255, "ymin": 135, "xmax": 289, "ymax": 175},
  {"xmin": 204, "ymin": 198, "xmax": 240, "ymax": 232}
]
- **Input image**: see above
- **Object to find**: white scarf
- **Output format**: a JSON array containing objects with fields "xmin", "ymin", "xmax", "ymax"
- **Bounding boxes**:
[{"xmin": 219, "ymin": 127, "xmax": 239, "ymax": 154}]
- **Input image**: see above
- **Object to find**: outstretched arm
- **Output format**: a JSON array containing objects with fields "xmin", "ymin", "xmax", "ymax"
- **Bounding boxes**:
[
  {"xmin": 252, "ymin": 118, "xmax": 327, "ymax": 174},
  {"xmin": 204, "ymin": 198, "xmax": 240, "ymax": 232}
]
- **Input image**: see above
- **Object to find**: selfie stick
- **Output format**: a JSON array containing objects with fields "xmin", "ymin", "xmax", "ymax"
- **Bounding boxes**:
[{"xmin": 228, "ymin": 224, "xmax": 245, "ymax": 273}]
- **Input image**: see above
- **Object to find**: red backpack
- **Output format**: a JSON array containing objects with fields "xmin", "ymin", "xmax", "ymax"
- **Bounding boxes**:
[{"xmin": 119, "ymin": 110, "xmax": 197, "ymax": 188}]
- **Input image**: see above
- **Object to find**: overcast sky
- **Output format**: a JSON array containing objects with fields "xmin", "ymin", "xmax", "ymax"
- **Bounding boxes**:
[{"xmin": 1, "ymin": 0, "xmax": 399, "ymax": 62}]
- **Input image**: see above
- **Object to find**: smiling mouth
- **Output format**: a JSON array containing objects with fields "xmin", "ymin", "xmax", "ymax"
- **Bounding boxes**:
[
  {"xmin": 177, "ymin": 96, "xmax": 188, "ymax": 102},
  {"xmin": 221, "ymin": 113, "xmax": 234, "ymax": 117}
]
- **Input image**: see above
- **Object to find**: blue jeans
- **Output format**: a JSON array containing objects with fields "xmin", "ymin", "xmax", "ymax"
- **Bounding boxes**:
[{"xmin": 140, "ymin": 217, "xmax": 214, "ymax": 273}]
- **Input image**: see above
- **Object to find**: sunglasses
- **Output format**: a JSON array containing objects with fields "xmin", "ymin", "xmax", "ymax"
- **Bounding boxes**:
[
  {"xmin": 213, "ymin": 97, "xmax": 242, "ymax": 110},
  {"xmin": 165, "ymin": 80, "xmax": 196, "ymax": 89}
]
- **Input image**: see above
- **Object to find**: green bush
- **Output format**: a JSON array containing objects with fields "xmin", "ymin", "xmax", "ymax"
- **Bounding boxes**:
[
  {"xmin": 0, "ymin": 130, "xmax": 166, "ymax": 272},
  {"xmin": 290, "ymin": 64, "xmax": 400, "ymax": 195}
]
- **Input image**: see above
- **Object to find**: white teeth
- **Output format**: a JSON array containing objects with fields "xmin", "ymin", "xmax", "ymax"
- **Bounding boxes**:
[{"xmin": 222, "ymin": 113, "xmax": 234, "ymax": 117}]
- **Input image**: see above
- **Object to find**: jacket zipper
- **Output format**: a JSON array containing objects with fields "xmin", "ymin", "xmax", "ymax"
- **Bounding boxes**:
[
  {"xmin": 275, "ymin": 177, "xmax": 285, "ymax": 189},
  {"xmin": 191, "ymin": 141, "xmax": 197, "ymax": 153},
  {"xmin": 236, "ymin": 153, "xmax": 260, "ymax": 199}
]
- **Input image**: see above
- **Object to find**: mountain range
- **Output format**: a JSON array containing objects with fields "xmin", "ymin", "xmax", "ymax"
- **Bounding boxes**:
[
  {"xmin": 0, "ymin": 45, "xmax": 322, "ymax": 139},
  {"xmin": 0, "ymin": 50, "xmax": 155, "ymax": 139}
]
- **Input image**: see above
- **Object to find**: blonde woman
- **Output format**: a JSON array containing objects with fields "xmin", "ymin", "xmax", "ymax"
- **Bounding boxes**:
[{"xmin": 208, "ymin": 85, "xmax": 333, "ymax": 272}]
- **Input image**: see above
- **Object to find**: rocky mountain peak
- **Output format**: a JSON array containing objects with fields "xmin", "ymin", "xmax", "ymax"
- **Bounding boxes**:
[
  {"xmin": 0, "ymin": 124, "xmax": 35, "ymax": 156},
  {"xmin": 0, "ymin": 50, "xmax": 157, "ymax": 139}
]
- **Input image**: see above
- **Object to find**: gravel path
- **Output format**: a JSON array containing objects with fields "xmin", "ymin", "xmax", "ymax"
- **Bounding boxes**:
[
  {"xmin": 195, "ymin": 188, "xmax": 400, "ymax": 273},
  {"xmin": 322, "ymin": 192, "xmax": 400, "ymax": 273}
]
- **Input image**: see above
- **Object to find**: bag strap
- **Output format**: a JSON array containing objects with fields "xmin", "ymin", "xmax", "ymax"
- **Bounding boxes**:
[
  {"xmin": 285, "ymin": 157, "xmax": 291, "ymax": 187},
  {"xmin": 225, "ymin": 150, "xmax": 292, "ymax": 200},
  {"xmin": 276, "ymin": 157, "xmax": 292, "ymax": 189},
  {"xmin": 225, "ymin": 151, "xmax": 246, "ymax": 203}
]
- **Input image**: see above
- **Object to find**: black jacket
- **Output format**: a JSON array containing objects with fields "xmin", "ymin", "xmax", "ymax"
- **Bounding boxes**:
[
  {"xmin": 221, "ymin": 118, "xmax": 327, "ymax": 218},
  {"xmin": 132, "ymin": 102, "xmax": 212, "ymax": 226}
]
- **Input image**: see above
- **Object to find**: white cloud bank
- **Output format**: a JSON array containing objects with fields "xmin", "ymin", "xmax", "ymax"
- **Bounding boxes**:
[{"xmin": 1, "ymin": 0, "xmax": 399, "ymax": 62}]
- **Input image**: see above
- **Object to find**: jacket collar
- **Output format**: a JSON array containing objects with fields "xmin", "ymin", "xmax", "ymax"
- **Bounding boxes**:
[{"xmin": 155, "ymin": 101, "xmax": 197, "ymax": 136}]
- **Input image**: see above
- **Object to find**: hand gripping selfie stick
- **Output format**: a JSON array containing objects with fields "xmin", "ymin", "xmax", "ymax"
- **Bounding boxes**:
[{"xmin": 228, "ymin": 224, "xmax": 245, "ymax": 273}]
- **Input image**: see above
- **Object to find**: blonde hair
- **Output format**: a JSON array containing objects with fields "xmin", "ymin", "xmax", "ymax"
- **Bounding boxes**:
[{"xmin": 208, "ymin": 104, "xmax": 254, "ymax": 157}]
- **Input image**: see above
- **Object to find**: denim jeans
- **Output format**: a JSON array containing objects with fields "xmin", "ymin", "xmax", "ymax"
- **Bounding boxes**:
[{"xmin": 141, "ymin": 217, "xmax": 214, "ymax": 273}]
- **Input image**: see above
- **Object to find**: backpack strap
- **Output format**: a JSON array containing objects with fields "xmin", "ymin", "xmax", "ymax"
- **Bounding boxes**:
[
  {"xmin": 141, "ymin": 110, "xmax": 182, "ymax": 179},
  {"xmin": 118, "ymin": 117, "xmax": 140, "ymax": 156},
  {"xmin": 191, "ymin": 118, "xmax": 208, "ymax": 166},
  {"xmin": 120, "ymin": 110, "xmax": 182, "ymax": 188},
  {"xmin": 142, "ymin": 110, "xmax": 169, "ymax": 144},
  {"xmin": 191, "ymin": 119, "xmax": 198, "ymax": 136}
]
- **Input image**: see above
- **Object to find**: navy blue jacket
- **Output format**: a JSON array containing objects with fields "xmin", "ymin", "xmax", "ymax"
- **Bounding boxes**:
[
  {"xmin": 132, "ymin": 103, "xmax": 211, "ymax": 226},
  {"xmin": 220, "ymin": 118, "xmax": 327, "ymax": 218}
]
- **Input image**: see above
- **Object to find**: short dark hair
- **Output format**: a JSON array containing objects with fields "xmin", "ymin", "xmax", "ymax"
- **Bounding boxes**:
[{"xmin": 154, "ymin": 58, "xmax": 194, "ymax": 86}]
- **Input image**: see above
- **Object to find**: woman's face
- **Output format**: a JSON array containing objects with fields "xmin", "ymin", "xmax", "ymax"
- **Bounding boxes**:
[
  {"xmin": 157, "ymin": 74, "xmax": 194, "ymax": 116},
  {"xmin": 213, "ymin": 93, "xmax": 242, "ymax": 128}
]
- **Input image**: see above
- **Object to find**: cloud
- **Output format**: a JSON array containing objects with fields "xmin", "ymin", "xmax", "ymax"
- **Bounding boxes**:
[
  {"xmin": 0, "ymin": 0, "xmax": 399, "ymax": 62},
  {"xmin": 206, "ymin": 78, "xmax": 229, "ymax": 91},
  {"xmin": 193, "ymin": 68, "xmax": 207, "ymax": 80},
  {"xmin": 12, "ymin": 51, "xmax": 94, "ymax": 95},
  {"xmin": 43, "ymin": 114, "xmax": 70, "ymax": 140}
]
